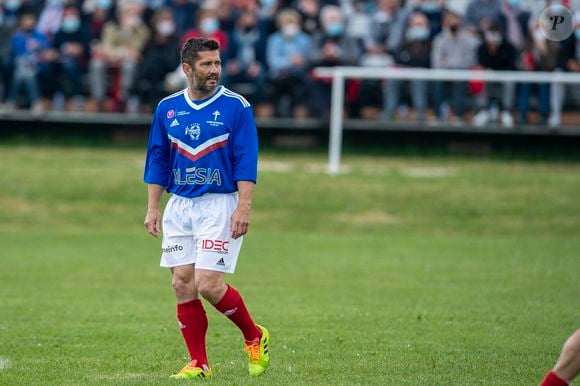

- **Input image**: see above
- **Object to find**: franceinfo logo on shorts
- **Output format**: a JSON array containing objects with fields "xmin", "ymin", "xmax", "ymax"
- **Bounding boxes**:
[
  {"xmin": 162, "ymin": 244, "xmax": 184, "ymax": 253},
  {"xmin": 538, "ymin": 3, "xmax": 576, "ymax": 41}
]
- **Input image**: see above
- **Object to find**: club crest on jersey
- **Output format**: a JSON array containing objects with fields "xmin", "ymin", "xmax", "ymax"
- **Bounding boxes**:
[{"xmin": 185, "ymin": 123, "xmax": 201, "ymax": 140}]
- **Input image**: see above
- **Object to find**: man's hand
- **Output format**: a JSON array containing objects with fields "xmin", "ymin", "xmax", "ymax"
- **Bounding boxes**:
[
  {"xmin": 231, "ymin": 181, "xmax": 254, "ymax": 239},
  {"xmin": 144, "ymin": 208, "xmax": 162, "ymax": 237},
  {"xmin": 230, "ymin": 204, "xmax": 250, "ymax": 239}
]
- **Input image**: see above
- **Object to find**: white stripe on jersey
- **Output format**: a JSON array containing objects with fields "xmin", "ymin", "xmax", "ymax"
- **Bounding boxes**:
[
  {"xmin": 167, "ymin": 133, "xmax": 230, "ymax": 158},
  {"xmin": 223, "ymin": 89, "xmax": 250, "ymax": 108},
  {"xmin": 183, "ymin": 86, "xmax": 226, "ymax": 110},
  {"xmin": 159, "ymin": 89, "xmax": 186, "ymax": 105}
]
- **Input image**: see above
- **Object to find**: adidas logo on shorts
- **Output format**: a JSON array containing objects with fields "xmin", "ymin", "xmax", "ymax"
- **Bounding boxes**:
[{"xmin": 216, "ymin": 258, "xmax": 225, "ymax": 266}]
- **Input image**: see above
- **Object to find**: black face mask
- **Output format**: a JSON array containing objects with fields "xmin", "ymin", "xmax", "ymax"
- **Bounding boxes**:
[
  {"xmin": 449, "ymin": 25, "xmax": 459, "ymax": 33},
  {"xmin": 243, "ymin": 25, "xmax": 255, "ymax": 33}
]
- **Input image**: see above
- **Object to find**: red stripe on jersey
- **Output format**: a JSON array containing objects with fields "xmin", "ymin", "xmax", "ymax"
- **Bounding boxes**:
[{"xmin": 171, "ymin": 139, "xmax": 228, "ymax": 162}]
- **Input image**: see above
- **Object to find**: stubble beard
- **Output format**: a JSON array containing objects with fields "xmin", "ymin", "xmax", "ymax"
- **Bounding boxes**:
[{"xmin": 192, "ymin": 73, "xmax": 219, "ymax": 96}]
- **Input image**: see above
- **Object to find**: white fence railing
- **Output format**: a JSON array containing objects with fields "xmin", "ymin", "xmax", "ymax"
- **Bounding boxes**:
[{"xmin": 313, "ymin": 67, "xmax": 580, "ymax": 175}]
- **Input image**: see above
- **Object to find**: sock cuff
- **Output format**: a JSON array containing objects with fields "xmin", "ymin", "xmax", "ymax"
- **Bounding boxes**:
[
  {"xmin": 543, "ymin": 371, "xmax": 570, "ymax": 386},
  {"xmin": 214, "ymin": 284, "xmax": 240, "ymax": 313},
  {"xmin": 177, "ymin": 299, "xmax": 205, "ymax": 316}
]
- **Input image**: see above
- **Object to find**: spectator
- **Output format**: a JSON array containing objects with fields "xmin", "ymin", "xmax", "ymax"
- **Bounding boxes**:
[
  {"xmin": 39, "ymin": 6, "xmax": 90, "ymax": 111},
  {"xmin": 87, "ymin": 0, "xmax": 150, "ymax": 112},
  {"xmin": 309, "ymin": 5, "xmax": 362, "ymax": 117},
  {"xmin": 550, "ymin": 12, "xmax": 580, "ymax": 127},
  {"xmin": 256, "ymin": 0, "xmax": 279, "ymax": 38},
  {"xmin": 464, "ymin": 0, "xmax": 502, "ymax": 33},
  {"xmin": 355, "ymin": 0, "xmax": 406, "ymax": 118},
  {"xmin": 518, "ymin": 18, "xmax": 561, "ymax": 125},
  {"xmin": 367, "ymin": 0, "xmax": 407, "ymax": 54},
  {"xmin": 499, "ymin": 0, "xmax": 530, "ymax": 52},
  {"xmin": 6, "ymin": 10, "xmax": 48, "ymax": 111},
  {"xmin": 131, "ymin": 7, "xmax": 180, "ymax": 112},
  {"xmin": 265, "ymin": 8, "xmax": 312, "ymax": 117},
  {"xmin": 168, "ymin": 0, "xmax": 198, "ymax": 37},
  {"xmin": 431, "ymin": 11, "xmax": 478, "ymax": 123},
  {"xmin": 472, "ymin": 23, "xmax": 517, "ymax": 127},
  {"xmin": 83, "ymin": 0, "xmax": 115, "ymax": 43},
  {"xmin": 410, "ymin": 0, "xmax": 447, "ymax": 38},
  {"xmin": 224, "ymin": 9, "xmax": 268, "ymax": 107},
  {"xmin": 542, "ymin": 4, "xmax": 578, "ymax": 128},
  {"xmin": 213, "ymin": 0, "xmax": 237, "ymax": 34},
  {"xmin": 181, "ymin": 8, "xmax": 229, "ymax": 53},
  {"xmin": 383, "ymin": 11, "xmax": 432, "ymax": 122},
  {"xmin": 295, "ymin": 0, "xmax": 321, "ymax": 37}
]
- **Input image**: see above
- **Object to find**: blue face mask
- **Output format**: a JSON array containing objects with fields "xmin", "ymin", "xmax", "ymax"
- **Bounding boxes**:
[
  {"xmin": 325, "ymin": 22, "xmax": 344, "ymax": 37},
  {"xmin": 260, "ymin": 0, "xmax": 275, "ymax": 7},
  {"xmin": 575, "ymin": 29, "xmax": 580, "ymax": 39},
  {"xmin": 97, "ymin": 0, "xmax": 112, "ymax": 10},
  {"xmin": 4, "ymin": 0, "xmax": 21, "ymax": 11},
  {"xmin": 200, "ymin": 18, "xmax": 219, "ymax": 34},
  {"xmin": 62, "ymin": 17, "xmax": 80, "ymax": 32},
  {"xmin": 420, "ymin": 1, "xmax": 440, "ymax": 13},
  {"xmin": 507, "ymin": 0, "xmax": 521, "ymax": 7},
  {"xmin": 407, "ymin": 26, "xmax": 430, "ymax": 41}
]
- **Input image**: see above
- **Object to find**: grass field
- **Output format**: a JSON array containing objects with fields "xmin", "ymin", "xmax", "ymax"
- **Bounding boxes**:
[{"xmin": 0, "ymin": 145, "xmax": 579, "ymax": 385}]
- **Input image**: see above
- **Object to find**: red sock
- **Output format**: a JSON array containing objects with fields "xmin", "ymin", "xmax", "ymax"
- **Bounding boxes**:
[
  {"xmin": 177, "ymin": 299, "xmax": 208, "ymax": 367},
  {"xmin": 540, "ymin": 371, "xmax": 569, "ymax": 386},
  {"xmin": 213, "ymin": 285, "xmax": 261, "ymax": 342}
]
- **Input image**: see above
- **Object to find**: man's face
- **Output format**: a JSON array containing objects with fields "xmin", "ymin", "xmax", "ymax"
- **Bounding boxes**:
[
  {"xmin": 20, "ymin": 14, "xmax": 36, "ymax": 32},
  {"xmin": 185, "ymin": 50, "xmax": 221, "ymax": 94}
]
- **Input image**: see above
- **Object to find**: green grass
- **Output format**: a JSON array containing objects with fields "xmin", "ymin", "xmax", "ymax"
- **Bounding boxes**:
[{"xmin": 0, "ymin": 145, "xmax": 579, "ymax": 385}]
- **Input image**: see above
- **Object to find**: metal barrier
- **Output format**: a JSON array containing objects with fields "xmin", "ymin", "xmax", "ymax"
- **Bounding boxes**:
[{"xmin": 313, "ymin": 67, "xmax": 580, "ymax": 175}]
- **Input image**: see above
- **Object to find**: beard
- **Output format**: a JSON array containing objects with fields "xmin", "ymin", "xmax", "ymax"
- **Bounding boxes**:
[{"xmin": 192, "ymin": 72, "xmax": 219, "ymax": 94}]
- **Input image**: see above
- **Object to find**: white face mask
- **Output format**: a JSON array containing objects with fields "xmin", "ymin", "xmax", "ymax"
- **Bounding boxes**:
[
  {"xmin": 125, "ymin": 15, "xmax": 142, "ymax": 28},
  {"xmin": 485, "ymin": 31, "xmax": 502, "ymax": 45},
  {"xmin": 157, "ymin": 20, "xmax": 175, "ymax": 36},
  {"xmin": 282, "ymin": 24, "xmax": 299, "ymax": 38}
]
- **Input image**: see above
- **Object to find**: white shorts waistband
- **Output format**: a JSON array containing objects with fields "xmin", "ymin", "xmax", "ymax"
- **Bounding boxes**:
[{"xmin": 171, "ymin": 192, "xmax": 238, "ymax": 202}]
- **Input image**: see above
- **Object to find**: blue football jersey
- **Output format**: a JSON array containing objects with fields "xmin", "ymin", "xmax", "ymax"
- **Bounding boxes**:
[{"xmin": 144, "ymin": 86, "xmax": 258, "ymax": 198}]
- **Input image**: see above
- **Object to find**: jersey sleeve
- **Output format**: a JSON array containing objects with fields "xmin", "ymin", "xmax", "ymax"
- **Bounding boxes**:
[
  {"xmin": 143, "ymin": 106, "xmax": 171, "ymax": 186},
  {"xmin": 232, "ymin": 106, "xmax": 258, "ymax": 183}
]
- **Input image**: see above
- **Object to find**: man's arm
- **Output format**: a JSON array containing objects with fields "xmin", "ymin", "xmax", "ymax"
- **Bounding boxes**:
[
  {"xmin": 230, "ymin": 181, "xmax": 254, "ymax": 240},
  {"xmin": 144, "ymin": 183, "xmax": 165, "ymax": 237}
]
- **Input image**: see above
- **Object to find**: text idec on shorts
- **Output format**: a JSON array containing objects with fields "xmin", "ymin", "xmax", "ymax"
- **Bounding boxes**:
[{"xmin": 202, "ymin": 239, "xmax": 229, "ymax": 253}]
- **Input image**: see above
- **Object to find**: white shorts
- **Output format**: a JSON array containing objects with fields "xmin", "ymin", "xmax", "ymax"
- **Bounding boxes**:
[{"xmin": 160, "ymin": 192, "xmax": 242, "ymax": 273}]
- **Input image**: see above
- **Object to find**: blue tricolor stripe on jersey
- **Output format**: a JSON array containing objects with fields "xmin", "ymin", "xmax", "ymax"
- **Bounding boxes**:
[{"xmin": 168, "ymin": 133, "xmax": 230, "ymax": 162}]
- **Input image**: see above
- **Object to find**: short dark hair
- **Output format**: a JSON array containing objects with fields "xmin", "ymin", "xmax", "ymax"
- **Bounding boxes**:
[{"xmin": 181, "ymin": 38, "xmax": 220, "ymax": 65}]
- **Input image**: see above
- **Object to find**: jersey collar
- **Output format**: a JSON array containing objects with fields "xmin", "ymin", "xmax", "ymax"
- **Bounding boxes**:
[{"xmin": 183, "ymin": 86, "xmax": 225, "ymax": 110}]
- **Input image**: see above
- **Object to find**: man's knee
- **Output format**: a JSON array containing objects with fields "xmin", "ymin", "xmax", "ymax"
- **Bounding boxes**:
[
  {"xmin": 564, "ymin": 329, "xmax": 580, "ymax": 354},
  {"xmin": 172, "ymin": 273, "xmax": 197, "ymax": 299},
  {"xmin": 195, "ymin": 273, "xmax": 226, "ymax": 303}
]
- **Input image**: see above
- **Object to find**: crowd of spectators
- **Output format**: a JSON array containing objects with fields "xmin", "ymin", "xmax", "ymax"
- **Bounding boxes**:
[{"xmin": 0, "ymin": 0, "xmax": 578, "ymax": 127}]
